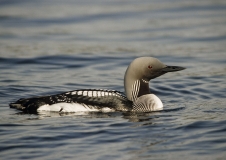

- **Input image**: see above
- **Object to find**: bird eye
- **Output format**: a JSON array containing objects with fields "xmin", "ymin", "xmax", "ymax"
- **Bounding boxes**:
[{"xmin": 148, "ymin": 65, "xmax": 152, "ymax": 69}]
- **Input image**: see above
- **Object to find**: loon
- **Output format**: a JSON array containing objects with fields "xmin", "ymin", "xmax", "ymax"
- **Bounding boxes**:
[{"xmin": 9, "ymin": 57, "xmax": 185, "ymax": 113}]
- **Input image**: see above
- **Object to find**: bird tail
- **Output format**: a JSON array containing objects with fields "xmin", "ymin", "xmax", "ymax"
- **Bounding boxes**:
[{"xmin": 9, "ymin": 99, "xmax": 27, "ymax": 111}]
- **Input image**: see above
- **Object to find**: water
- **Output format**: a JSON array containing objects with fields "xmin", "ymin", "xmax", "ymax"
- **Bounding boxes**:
[{"xmin": 0, "ymin": 0, "xmax": 226, "ymax": 159}]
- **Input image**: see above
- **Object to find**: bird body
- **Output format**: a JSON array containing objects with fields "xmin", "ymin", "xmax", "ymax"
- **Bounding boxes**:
[{"xmin": 9, "ymin": 57, "xmax": 185, "ymax": 113}]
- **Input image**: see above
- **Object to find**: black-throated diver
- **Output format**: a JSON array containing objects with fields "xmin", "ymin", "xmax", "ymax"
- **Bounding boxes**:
[{"xmin": 9, "ymin": 57, "xmax": 185, "ymax": 113}]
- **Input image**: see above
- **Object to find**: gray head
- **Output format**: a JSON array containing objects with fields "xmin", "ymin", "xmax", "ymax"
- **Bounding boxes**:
[{"xmin": 124, "ymin": 57, "xmax": 185, "ymax": 101}]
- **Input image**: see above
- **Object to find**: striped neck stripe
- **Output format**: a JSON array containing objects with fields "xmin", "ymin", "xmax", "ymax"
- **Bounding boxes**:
[{"xmin": 131, "ymin": 80, "xmax": 140, "ymax": 102}]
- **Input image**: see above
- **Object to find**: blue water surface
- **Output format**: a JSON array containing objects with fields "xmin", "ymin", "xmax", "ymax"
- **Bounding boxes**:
[{"xmin": 0, "ymin": 0, "xmax": 226, "ymax": 159}]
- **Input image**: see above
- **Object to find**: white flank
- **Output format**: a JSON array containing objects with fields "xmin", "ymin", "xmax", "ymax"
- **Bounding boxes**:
[
  {"xmin": 37, "ymin": 103, "xmax": 114, "ymax": 112},
  {"xmin": 101, "ymin": 107, "xmax": 115, "ymax": 112}
]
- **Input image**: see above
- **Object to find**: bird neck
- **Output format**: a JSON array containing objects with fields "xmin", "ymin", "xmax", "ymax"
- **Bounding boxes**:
[
  {"xmin": 138, "ymin": 79, "xmax": 151, "ymax": 97},
  {"xmin": 125, "ymin": 78, "xmax": 150, "ymax": 102}
]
